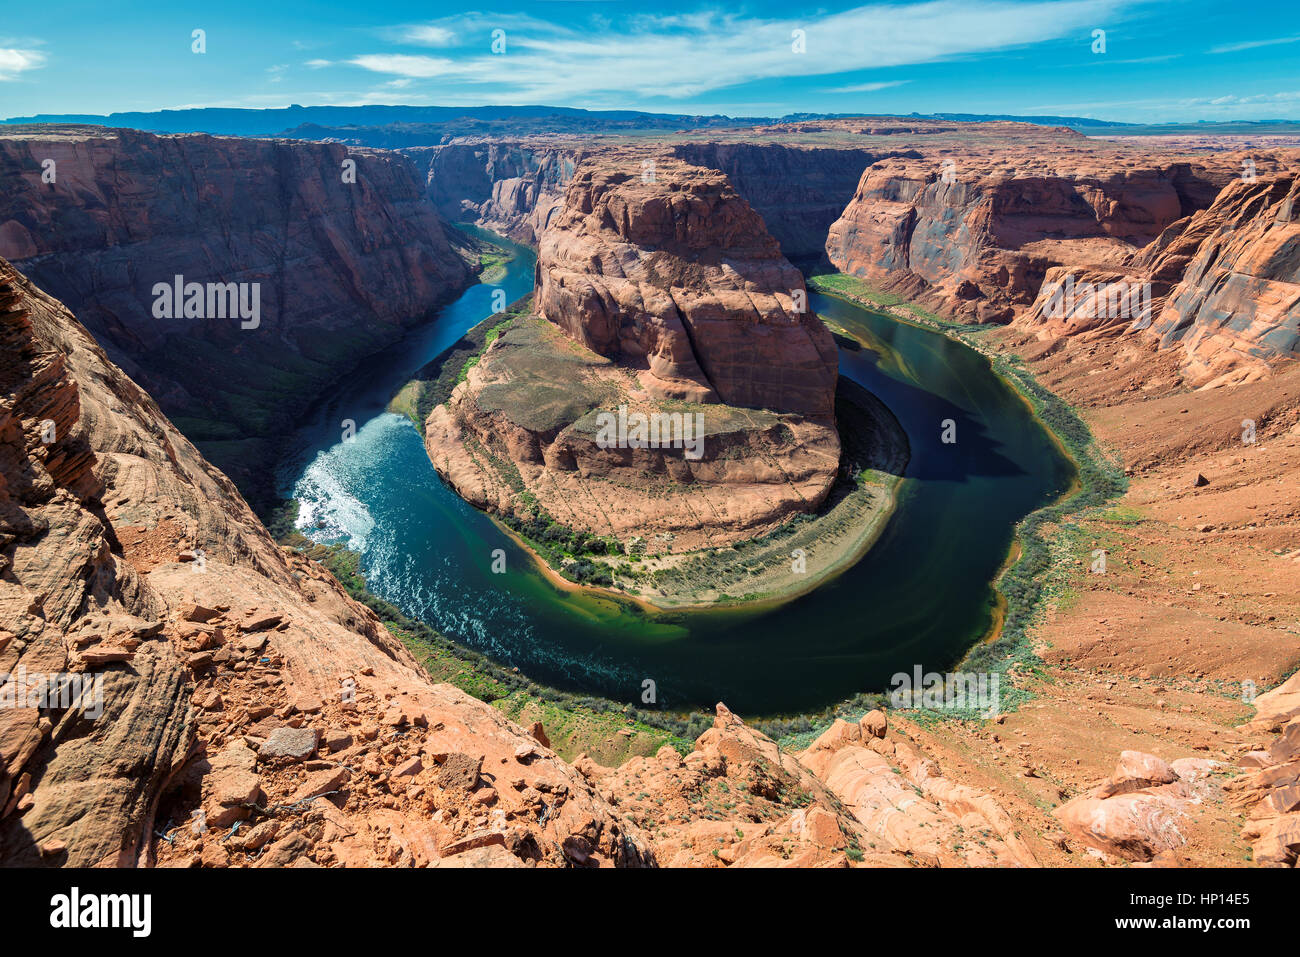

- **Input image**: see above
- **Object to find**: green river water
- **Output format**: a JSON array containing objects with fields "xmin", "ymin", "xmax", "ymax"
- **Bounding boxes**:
[{"xmin": 280, "ymin": 228, "xmax": 1075, "ymax": 715}]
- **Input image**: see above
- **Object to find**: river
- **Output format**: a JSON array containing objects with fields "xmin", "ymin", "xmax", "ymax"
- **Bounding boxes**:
[{"xmin": 278, "ymin": 227, "xmax": 1075, "ymax": 715}]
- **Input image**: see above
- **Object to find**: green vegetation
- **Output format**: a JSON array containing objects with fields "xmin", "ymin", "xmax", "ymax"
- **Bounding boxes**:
[
  {"xmin": 385, "ymin": 294, "xmax": 533, "ymax": 428},
  {"xmin": 476, "ymin": 249, "xmax": 514, "ymax": 285}
]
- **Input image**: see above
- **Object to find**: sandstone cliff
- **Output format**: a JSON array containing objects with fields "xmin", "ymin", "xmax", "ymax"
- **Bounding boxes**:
[
  {"xmin": 1015, "ymin": 167, "xmax": 1300, "ymax": 387},
  {"xmin": 829, "ymin": 143, "xmax": 1300, "ymax": 386},
  {"xmin": 0, "ymin": 125, "xmax": 471, "ymax": 498},
  {"xmin": 536, "ymin": 160, "xmax": 839, "ymax": 417},
  {"xmin": 425, "ymin": 158, "xmax": 846, "ymax": 557},
  {"xmin": 827, "ymin": 151, "xmax": 1239, "ymax": 323}
]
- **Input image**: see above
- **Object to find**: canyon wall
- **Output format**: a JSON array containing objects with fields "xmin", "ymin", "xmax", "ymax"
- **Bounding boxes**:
[
  {"xmin": 670, "ymin": 142, "xmax": 879, "ymax": 261},
  {"xmin": 829, "ymin": 145, "xmax": 1300, "ymax": 385},
  {"xmin": 826, "ymin": 152, "xmax": 1238, "ymax": 322},
  {"xmin": 409, "ymin": 141, "xmax": 591, "ymax": 243},
  {"xmin": 1143, "ymin": 172, "xmax": 1300, "ymax": 386},
  {"xmin": 416, "ymin": 139, "xmax": 882, "ymax": 262},
  {"xmin": 1016, "ymin": 166, "xmax": 1300, "ymax": 387},
  {"xmin": 0, "ymin": 126, "xmax": 471, "ymax": 497}
]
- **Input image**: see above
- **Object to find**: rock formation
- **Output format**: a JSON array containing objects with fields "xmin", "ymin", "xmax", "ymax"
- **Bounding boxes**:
[
  {"xmin": 535, "ymin": 160, "xmax": 838, "ymax": 416},
  {"xmin": 0, "ymin": 125, "xmax": 471, "ymax": 496},
  {"xmin": 827, "ymin": 150, "xmax": 1240, "ymax": 323},
  {"xmin": 587, "ymin": 705, "xmax": 1037, "ymax": 867},
  {"xmin": 1054, "ymin": 751, "xmax": 1217, "ymax": 862},
  {"xmin": 1016, "ymin": 167, "xmax": 1300, "ymax": 387},
  {"xmin": 819, "ymin": 124, "xmax": 1299, "ymax": 386},
  {"xmin": 425, "ymin": 158, "xmax": 844, "ymax": 555},
  {"xmin": 418, "ymin": 138, "xmax": 883, "ymax": 264}
]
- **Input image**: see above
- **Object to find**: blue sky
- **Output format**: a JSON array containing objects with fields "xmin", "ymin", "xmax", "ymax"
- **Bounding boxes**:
[{"xmin": 2, "ymin": 0, "xmax": 1299, "ymax": 122}]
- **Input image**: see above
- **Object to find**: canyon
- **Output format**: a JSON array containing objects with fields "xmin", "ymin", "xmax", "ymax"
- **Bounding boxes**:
[
  {"xmin": 0, "ymin": 125, "xmax": 471, "ymax": 502},
  {"xmin": 0, "ymin": 114, "xmax": 1298, "ymax": 868}
]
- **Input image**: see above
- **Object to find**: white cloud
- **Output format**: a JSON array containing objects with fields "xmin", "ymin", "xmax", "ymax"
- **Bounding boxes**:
[
  {"xmin": 0, "ymin": 47, "xmax": 47, "ymax": 81},
  {"xmin": 401, "ymin": 25, "xmax": 459, "ymax": 47},
  {"xmin": 344, "ymin": 1, "xmax": 1129, "ymax": 102},
  {"xmin": 825, "ymin": 80, "xmax": 910, "ymax": 94},
  {"xmin": 349, "ymin": 54, "xmax": 455, "ymax": 79},
  {"xmin": 1209, "ymin": 36, "xmax": 1300, "ymax": 55},
  {"xmin": 304, "ymin": 59, "xmax": 332, "ymax": 69}
]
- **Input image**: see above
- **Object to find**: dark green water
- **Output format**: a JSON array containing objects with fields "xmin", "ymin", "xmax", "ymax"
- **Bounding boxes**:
[{"xmin": 279, "ymin": 227, "xmax": 1075, "ymax": 716}]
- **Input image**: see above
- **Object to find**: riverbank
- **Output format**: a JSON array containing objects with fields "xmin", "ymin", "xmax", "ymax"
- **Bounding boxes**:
[{"xmin": 806, "ymin": 271, "xmax": 1128, "ymax": 724}]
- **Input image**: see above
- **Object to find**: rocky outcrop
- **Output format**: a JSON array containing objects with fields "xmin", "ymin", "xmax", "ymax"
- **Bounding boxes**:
[
  {"xmin": 587, "ymin": 704, "xmax": 1034, "ymax": 867},
  {"xmin": 1017, "ymin": 169, "xmax": 1300, "ymax": 387},
  {"xmin": 0, "ymin": 125, "xmax": 471, "ymax": 497},
  {"xmin": 1054, "ymin": 751, "xmax": 1217, "ymax": 862},
  {"xmin": 0, "ymin": 261, "xmax": 649, "ymax": 868},
  {"xmin": 1144, "ymin": 174, "xmax": 1300, "ymax": 387},
  {"xmin": 827, "ymin": 152, "xmax": 1238, "ymax": 324},
  {"xmin": 425, "ymin": 158, "xmax": 845, "ymax": 555},
  {"xmin": 537, "ymin": 159, "xmax": 838, "ymax": 417}
]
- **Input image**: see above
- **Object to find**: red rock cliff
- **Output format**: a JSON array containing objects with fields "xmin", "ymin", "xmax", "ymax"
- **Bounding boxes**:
[
  {"xmin": 0, "ymin": 125, "xmax": 471, "ymax": 494},
  {"xmin": 0, "ymin": 260, "xmax": 650, "ymax": 868},
  {"xmin": 537, "ymin": 158, "xmax": 839, "ymax": 418}
]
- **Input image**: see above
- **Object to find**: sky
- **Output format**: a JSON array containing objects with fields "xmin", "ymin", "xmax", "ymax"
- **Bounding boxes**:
[{"xmin": 2, "ymin": 0, "xmax": 1300, "ymax": 123}]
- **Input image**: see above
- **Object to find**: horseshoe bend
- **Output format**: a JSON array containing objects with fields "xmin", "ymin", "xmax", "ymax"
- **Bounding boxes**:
[
  {"xmin": 421, "ymin": 157, "xmax": 909, "ymax": 607},
  {"xmin": 0, "ymin": 17, "xmax": 1299, "ymax": 888}
]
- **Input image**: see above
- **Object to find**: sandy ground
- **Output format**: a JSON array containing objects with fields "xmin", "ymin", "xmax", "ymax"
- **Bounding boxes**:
[{"xmin": 894, "ymin": 331, "xmax": 1300, "ymax": 865}]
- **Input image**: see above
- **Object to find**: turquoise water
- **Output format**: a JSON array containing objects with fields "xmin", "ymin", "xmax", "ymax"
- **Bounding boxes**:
[{"xmin": 279, "ymin": 227, "xmax": 1075, "ymax": 716}]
